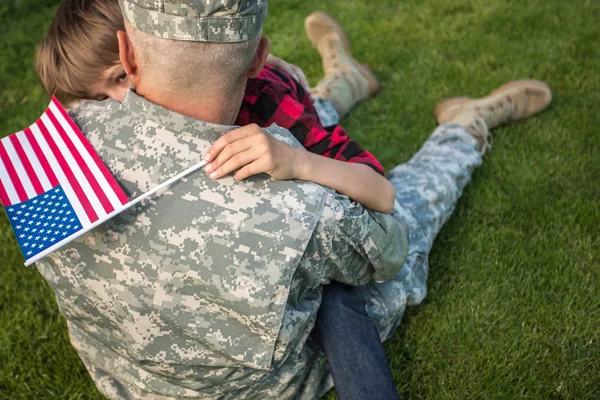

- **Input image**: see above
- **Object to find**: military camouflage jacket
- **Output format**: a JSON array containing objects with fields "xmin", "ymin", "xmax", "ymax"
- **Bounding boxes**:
[{"xmin": 35, "ymin": 91, "xmax": 409, "ymax": 399}]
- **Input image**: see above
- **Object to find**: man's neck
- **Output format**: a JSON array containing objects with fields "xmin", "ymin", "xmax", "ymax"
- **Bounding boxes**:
[{"xmin": 135, "ymin": 83, "xmax": 245, "ymax": 126}]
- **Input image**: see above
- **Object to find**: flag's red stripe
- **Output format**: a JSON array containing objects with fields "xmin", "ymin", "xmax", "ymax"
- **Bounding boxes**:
[
  {"xmin": 8, "ymin": 134, "xmax": 44, "ymax": 196},
  {"xmin": 46, "ymin": 108, "xmax": 114, "ymax": 214},
  {"xmin": 52, "ymin": 97, "xmax": 129, "ymax": 205},
  {"xmin": 0, "ymin": 180, "xmax": 10, "ymax": 206},
  {"xmin": 24, "ymin": 127, "xmax": 59, "ymax": 187},
  {"xmin": 36, "ymin": 119, "xmax": 99, "ymax": 223},
  {"xmin": 0, "ymin": 141, "xmax": 28, "ymax": 203}
]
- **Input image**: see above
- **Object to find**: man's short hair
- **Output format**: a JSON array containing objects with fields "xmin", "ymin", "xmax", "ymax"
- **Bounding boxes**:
[
  {"xmin": 35, "ymin": 0, "xmax": 124, "ymax": 105},
  {"xmin": 125, "ymin": 22, "xmax": 261, "ymax": 97}
]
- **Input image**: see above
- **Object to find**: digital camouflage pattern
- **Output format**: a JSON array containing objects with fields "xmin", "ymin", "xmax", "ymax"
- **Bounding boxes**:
[
  {"xmin": 34, "ymin": 90, "xmax": 416, "ymax": 399},
  {"xmin": 359, "ymin": 125, "xmax": 483, "ymax": 341},
  {"xmin": 119, "ymin": 0, "xmax": 268, "ymax": 42}
]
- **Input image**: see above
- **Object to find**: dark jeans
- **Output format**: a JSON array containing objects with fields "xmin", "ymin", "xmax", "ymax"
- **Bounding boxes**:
[{"xmin": 312, "ymin": 282, "xmax": 401, "ymax": 400}]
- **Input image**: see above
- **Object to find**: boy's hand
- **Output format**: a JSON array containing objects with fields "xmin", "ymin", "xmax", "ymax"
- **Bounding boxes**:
[
  {"xmin": 266, "ymin": 54, "xmax": 311, "ymax": 96},
  {"xmin": 204, "ymin": 124, "xmax": 305, "ymax": 181}
]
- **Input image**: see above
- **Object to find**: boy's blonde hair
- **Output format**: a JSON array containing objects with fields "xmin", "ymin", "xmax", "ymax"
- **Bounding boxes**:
[{"xmin": 36, "ymin": 0, "xmax": 124, "ymax": 105}]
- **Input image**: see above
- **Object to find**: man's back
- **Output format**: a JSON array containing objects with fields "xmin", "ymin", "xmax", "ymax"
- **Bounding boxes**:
[{"xmin": 35, "ymin": 92, "xmax": 408, "ymax": 399}]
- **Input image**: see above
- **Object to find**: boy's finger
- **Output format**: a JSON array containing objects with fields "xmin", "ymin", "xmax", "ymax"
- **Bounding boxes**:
[
  {"xmin": 204, "ymin": 137, "xmax": 253, "ymax": 174},
  {"xmin": 209, "ymin": 148, "xmax": 261, "ymax": 180},
  {"xmin": 204, "ymin": 124, "xmax": 260, "ymax": 162},
  {"xmin": 234, "ymin": 159, "xmax": 264, "ymax": 181}
]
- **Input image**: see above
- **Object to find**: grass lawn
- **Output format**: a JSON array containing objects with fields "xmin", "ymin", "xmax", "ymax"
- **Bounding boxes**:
[{"xmin": 1, "ymin": 0, "xmax": 599, "ymax": 398}]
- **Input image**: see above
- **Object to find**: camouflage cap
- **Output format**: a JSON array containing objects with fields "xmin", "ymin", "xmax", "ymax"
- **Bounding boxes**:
[{"xmin": 118, "ymin": 0, "xmax": 268, "ymax": 42}]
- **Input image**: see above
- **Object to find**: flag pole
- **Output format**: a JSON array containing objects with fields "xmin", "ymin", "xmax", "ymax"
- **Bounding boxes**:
[{"xmin": 24, "ymin": 160, "xmax": 208, "ymax": 266}]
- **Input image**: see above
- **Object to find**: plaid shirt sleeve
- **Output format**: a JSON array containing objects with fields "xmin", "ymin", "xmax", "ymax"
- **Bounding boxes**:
[{"xmin": 235, "ymin": 64, "xmax": 384, "ymax": 175}]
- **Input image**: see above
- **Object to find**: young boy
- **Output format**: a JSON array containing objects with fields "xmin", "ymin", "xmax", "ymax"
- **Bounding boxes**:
[{"xmin": 36, "ymin": 0, "xmax": 392, "ymax": 212}]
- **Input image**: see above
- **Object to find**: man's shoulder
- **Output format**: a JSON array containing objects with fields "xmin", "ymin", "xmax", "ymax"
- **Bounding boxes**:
[{"xmin": 68, "ymin": 98, "xmax": 123, "ymax": 120}]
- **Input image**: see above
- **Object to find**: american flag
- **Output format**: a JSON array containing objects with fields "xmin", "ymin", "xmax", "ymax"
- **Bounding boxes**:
[{"xmin": 0, "ymin": 96, "xmax": 130, "ymax": 265}]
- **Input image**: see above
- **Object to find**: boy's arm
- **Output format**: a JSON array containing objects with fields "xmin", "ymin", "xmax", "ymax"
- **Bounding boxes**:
[
  {"xmin": 295, "ymin": 150, "xmax": 396, "ymax": 214},
  {"xmin": 265, "ymin": 54, "xmax": 311, "ymax": 95},
  {"xmin": 204, "ymin": 125, "xmax": 396, "ymax": 214}
]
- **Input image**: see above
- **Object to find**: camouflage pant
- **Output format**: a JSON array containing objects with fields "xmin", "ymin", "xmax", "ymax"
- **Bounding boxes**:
[
  {"xmin": 312, "ymin": 97, "xmax": 340, "ymax": 128},
  {"xmin": 357, "ymin": 124, "xmax": 483, "ymax": 340}
]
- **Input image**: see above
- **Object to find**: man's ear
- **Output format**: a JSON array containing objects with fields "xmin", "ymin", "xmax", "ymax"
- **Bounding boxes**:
[
  {"xmin": 247, "ymin": 37, "xmax": 270, "ymax": 79},
  {"xmin": 117, "ymin": 30, "xmax": 139, "ymax": 88}
]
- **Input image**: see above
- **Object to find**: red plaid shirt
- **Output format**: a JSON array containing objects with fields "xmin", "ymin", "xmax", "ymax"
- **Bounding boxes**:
[{"xmin": 235, "ymin": 64, "xmax": 384, "ymax": 175}]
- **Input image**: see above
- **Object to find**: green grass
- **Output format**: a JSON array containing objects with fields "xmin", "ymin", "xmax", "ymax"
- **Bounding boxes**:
[{"xmin": 1, "ymin": 0, "xmax": 599, "ymax": 398}]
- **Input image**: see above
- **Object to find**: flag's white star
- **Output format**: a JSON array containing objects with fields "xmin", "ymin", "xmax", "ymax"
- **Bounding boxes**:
[
  {"xmin": 54, "ymin": 188, "xmax": 60, "ymax": 193},
  {"xmin": 24, "ymin": 227, "xmax": 30, "ymax": 232},
  {"xmin": 42, "ymin": 237, "xmax": 48, "ymax": 241},
  {"xmin": 16, "ymin": 225, "xmax": 22, "ymax": 229},
  {"xmin": 11, "ymin": 216, "xmax": 18, "ymax": 221},
  {"xmin": 51, "ymin": 223, "xmax": 56, "ymax": 227},
  {"xmin": 19, "ymin": 234, "xmax": 25, "ymax": 239},
  {"xmin": 66, "ymin": 225, "xmax": 71, "ymax": 229},
  {"xmin": 28, "ymin": 206, "xmax": 34, "ymax": 211},
  {"xmin": 39, "ymin": 229, "xmax": 45, "ymax": 234},
  {"xmin": 33, "ymin": 199, "xmax": 38, "ymax": 204},
  {"xmin": 44, "ymin": 194, "xmax": 49, "ymax": 199},
  {"xmin": 69, "ymin": 218, "xmax": 75, "ymax": 222},
  {"xmin": 16, "ymin": 210, "xmax": 22, "ymax": 215},
  {"xmin": 36, "ymin": 207, "xmax": 41, "ymax": 211},
  {"xmin": 8, "ymin": 208, "xmax": 14, "ymax": 212},
  {"xmin": 24, "ymin": 212, "xmax": 30, "ymax": 217},
  {"xmin": 62, "ymin": 217, "xmax": 67, "ymax": 222},
  {"xmin": 43, "ymin": 223, "xmax": 49, "ymax": 227},
  {"xmin": 47, "ymin": 202, "xmax": 53, "ymax": 207},
  {"xmin": 32, "ymin": 214, "xmax": 38, "ymax": 218},
  {"xmin": 28, "ymin": 221, "xmax": 34, "ymax": 225},
  {"xmin": 32, "ymin": 229, "xmax": 38, "ymax": 233},
  {"xmin": 27, "ymin": 235, "xmax": 33, "ymax": 240},
  {"xmin": 35, "ymin": 236, "xmax": 40, "ymax": 241},
  {"xmin": 38, "ymin": 244, "xmax": 44, "ymax": 248},
  {"xmin": 58, "ymin": 210, "xmax": 64, "ymax": 215},
  {"xmin": 58, "ymin": 224, "xmax": 64, "ymax": 228},
  {"xmin": 24, "ymin": 243, "xmax": 29, "ymax": 247},
  {"xmin": 54, "ymin": 216, "xmax": 60, "ymax": 221},
  {"xmin": 50, "ymin": 238, "xmax": 56, "ymax": 243},
  {"xmin": 62, "ymin": 232, "xmax": 68, "ymax": 236},
  {"xmin": 27, "ymin": 251, "xmax": 32, "ymax": 256},
  {"xmin": 51, "ymin": 195, "xmax": 56, "ymax": 199}
]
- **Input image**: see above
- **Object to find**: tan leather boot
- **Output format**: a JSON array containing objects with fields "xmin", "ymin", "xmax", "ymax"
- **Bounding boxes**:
[
  {"xmin": 448, "ymin": 111, "xmax": 493, "ymax": 155},
  {"xmin": 305, "ymin": 12, "xmax": 380, "ymax": 118},
  {"xmin": 434, "ymin": 80, "xmax": 552, "ymax": 129}
]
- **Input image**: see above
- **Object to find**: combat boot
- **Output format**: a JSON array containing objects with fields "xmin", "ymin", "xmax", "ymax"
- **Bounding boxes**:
[
  {"xmin": 305, "ymin": 12, "xmax": 380, "ymax": 118},
  {"xmin": 434, "ymin": 80, "xmax": 552, "ymax": 155}
]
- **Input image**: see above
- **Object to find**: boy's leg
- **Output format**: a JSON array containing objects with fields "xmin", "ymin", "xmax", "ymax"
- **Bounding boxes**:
[{"xmin": 312, "ymin": 282, "xmax": 400, "ymax": 400}]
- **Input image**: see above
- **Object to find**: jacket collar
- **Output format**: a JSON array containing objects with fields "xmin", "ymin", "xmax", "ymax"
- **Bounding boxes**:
[{"xmin": 121, "ymin": 89, "xmax": 236, "ymax": 143}]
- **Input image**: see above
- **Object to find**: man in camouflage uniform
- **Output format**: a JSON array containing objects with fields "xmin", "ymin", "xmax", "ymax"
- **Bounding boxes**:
[{"xmin": 34, "ymin": 0, "xmax": 552, "ymax": 398}]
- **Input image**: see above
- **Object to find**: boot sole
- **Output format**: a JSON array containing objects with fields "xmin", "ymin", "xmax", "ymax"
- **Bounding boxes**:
[
  {"xmin": 356, "ymin": 63, "xmax": 381, "ymax": 97},
  {"xmin": 433, "ymin": 96, "xmax": 470, "ymax": 124}
]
